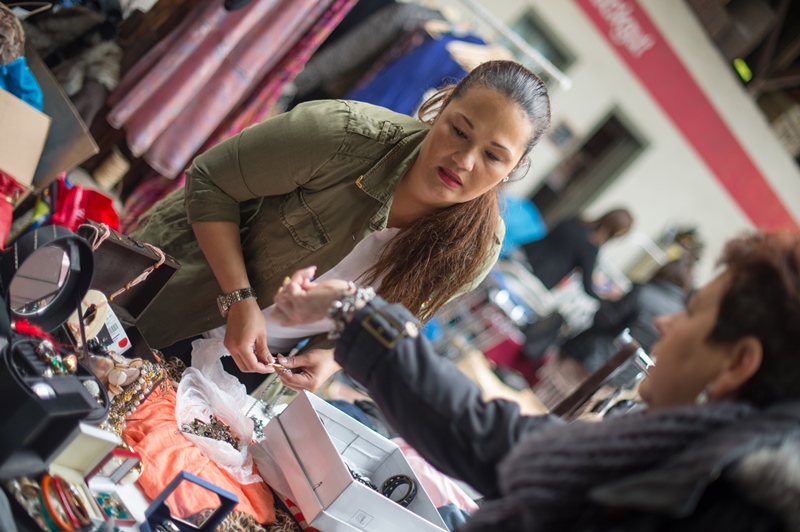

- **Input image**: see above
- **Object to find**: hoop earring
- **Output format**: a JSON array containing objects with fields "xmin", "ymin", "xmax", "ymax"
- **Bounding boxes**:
[
  {"xmin": 508, "ymin": 157, "xmax": 531, "ymax": 181},
  {"xmin": 502, "ymin": 177, "xmax": 509, "ymax": 183}
]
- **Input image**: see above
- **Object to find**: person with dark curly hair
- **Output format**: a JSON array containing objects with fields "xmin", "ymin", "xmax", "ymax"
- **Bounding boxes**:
[{"xmin": 273, "ymin": 230, "xmax": 800, "ymax": 531}]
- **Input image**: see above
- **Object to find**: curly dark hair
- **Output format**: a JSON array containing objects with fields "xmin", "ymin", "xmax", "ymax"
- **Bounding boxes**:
[{"xmin": 709, "ymin": 230, "xmax": 800, "ymax": 407}]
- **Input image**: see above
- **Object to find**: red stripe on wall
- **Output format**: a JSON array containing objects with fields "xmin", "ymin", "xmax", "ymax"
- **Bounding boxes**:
[{"xmin": 575, "ymin": 0, "xmax": 798, "ymax": 230}]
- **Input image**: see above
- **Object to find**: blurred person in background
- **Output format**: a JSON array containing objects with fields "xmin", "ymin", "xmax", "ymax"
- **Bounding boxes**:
[
  {"xmin": 521, "ymin": 208, "xmax": 633, "ymax": 299},
  {"xmin": 560, "ymin": 255, "xmax": 695, "ymax": 380}
]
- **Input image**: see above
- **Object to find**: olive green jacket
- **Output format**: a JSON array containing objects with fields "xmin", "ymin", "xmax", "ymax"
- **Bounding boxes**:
[{"xmin": 132, "ymin": 100, "xmax": 503, "ymax": 349}]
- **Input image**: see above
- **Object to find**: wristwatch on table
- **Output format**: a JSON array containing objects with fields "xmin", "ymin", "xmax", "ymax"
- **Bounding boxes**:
[{"xmin": 217, "ymin": 287, "xmax": 257, "ymax": 317}]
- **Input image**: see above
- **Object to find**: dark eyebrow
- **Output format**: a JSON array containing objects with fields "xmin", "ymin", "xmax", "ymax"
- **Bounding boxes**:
[{"xmin": 454, "ymin": 112, "xmax": 511, "ymax": 153}]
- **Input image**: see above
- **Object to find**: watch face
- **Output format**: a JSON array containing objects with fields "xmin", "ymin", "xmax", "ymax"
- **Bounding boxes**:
[{"xmin": 217, "ymin": 295, "xmax": 228, "ymax": 317}]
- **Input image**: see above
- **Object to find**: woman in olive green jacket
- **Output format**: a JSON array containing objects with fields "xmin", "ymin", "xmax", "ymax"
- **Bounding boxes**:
[{"xmin": 132, "ymin": 60, "xmax": 551, "ymax": 392}]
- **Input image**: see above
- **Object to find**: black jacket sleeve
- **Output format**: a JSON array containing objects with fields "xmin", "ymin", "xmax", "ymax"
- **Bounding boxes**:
[{"xmin": 334, "ymin": 297, "xmax": 560, "ymax": 498}]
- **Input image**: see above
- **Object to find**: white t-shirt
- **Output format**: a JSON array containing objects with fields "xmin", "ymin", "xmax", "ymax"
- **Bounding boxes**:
[{"xmin": 203, "ymin": 228, "xmax": 399, "ymax": 352}]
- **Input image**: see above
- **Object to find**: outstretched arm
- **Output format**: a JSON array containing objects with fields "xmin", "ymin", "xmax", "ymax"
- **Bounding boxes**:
[{"xmin": 272, "ymin": 276, "xmax": 559, "ymax": 496}]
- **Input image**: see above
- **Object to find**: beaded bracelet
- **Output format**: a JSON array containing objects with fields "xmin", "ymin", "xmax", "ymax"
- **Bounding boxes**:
[{"xmin": 328, "ymin": 285, "xmax": 376, "ymax": 340}]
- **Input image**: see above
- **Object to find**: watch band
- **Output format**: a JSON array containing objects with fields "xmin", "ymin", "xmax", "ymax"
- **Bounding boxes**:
[{"xmin": 217, "ymin": 287, "xmax": 257, "ymax": 317}]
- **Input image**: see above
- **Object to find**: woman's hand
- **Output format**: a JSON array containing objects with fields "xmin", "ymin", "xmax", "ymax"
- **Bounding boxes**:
[
  {"xmin": 272, "ymin": 267, "xmax": 351, "ymax": 326},
  {"xmin": 224, "ymin": 298, "xmax": 274, "ymax": 373},
  {"xmin": 277, "ymin": 349, "xmax": 340, "ymax": 392}
]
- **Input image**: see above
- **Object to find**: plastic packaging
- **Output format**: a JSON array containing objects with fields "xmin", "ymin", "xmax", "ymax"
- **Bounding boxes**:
[{"xmin": 174, "ymin": 338, "xmax": 261, "ymax": 484}]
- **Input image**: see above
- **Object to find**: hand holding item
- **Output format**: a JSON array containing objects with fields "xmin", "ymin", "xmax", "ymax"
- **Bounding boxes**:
[
  {"xmin": 224, "ymin": 299, "xmax": 274, "ymax": 373},
  {"xmin": 276, "ymin": 348, "xmax": 341, "ymax": 392},
  {"xmin": 272, "ymin": 266, "xmax": 353, "ymax": 326}
]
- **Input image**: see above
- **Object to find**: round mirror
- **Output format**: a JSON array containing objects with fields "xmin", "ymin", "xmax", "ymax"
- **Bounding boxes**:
[
  {"xmin": 9, "ymin": 246, "xmax": 71, "ymax": 316},
  {"xmin": 0, "ymin": 225, "xmax": 94, "ymax": 332}
]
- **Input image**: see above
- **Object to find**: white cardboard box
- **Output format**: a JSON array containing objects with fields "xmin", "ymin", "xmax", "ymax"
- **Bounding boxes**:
[{"xmin": 255, "ymin": 392, "xmax": 447, "ymax": 532}]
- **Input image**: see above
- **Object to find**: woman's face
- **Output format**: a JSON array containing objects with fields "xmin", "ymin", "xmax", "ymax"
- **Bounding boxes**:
[
  {"xmin": 638, "ymin": 271, "xmax": 734, "ymax": 411},
  {"xmin": 406, "ymin": 87, "xmax": 533, "ymax": 210}
]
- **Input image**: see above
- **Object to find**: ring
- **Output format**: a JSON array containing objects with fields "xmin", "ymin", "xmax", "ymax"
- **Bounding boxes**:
[{"xmin": 380, "ymin": 474, "xmax": 417, "ymax": 508}]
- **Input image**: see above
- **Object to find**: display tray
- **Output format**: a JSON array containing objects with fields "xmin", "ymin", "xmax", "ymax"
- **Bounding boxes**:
[{"xmin": 77, "ymin": 220, "xmax": 180, "ymax": 324}]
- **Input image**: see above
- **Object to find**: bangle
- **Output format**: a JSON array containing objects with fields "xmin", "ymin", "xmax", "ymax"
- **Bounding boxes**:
[
  {"xmin": 328, "ymin": 286, "xmax": 376, "ymax": 339},
  {"xmin": 56, "ymin": 476, "xmax": 91, "ymax": 527},
  {"xmin": 40, "ymin": 474, "xmax": 73, "ymax": 530},
  {"xmin": 52, "ymin": 475, "xmax": 81, "ymax": 529},
  {"xmin": 381, "ymin": 474, "xmax": 417, "ymax": 508},
  {"xmin": 217, "ymin": 287, "xmax": 257, "ymax": 317}
]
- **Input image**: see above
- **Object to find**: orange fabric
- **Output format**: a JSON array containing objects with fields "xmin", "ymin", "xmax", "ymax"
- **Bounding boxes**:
[{"xmin": 121, "ymin": 389, "xmax": 275, "ymax": 524}]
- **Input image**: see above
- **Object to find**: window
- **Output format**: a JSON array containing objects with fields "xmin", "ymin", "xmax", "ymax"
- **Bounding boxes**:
[
  {"xmin": 530, "ymin": 110, "xmax": 647, "ymax": 225},
  {"xmin": 505, "ymin": 8, "xmax": 574, "ymax": 85}
]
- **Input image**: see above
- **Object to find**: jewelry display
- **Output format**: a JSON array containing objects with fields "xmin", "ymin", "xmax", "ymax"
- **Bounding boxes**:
[
  {"xmin": 39, "ymin": 473, "xmax": 74, "ymax": 531},
  {"xmin": 95, "ymin": 491, "xmax": 133, "ymax": 522},
  {"xmin": 328, "ymin": 286, "xmax": 376, "ymax": 340},
  {"xmin": 5, "ymin": 477, "xmax": 48, "ymax": 530},
  {"xmin": 181, "ymin": 415, "xmax": 241, "ymax": 450},
  {"xmin": 102, "ymin": 360, "xmax": 168, "ymax": 436},
  {"xmin": 52, "ymin": 474, "xmax": 83, "ymax": 528},
  {"xmin": 30, "ymin": 381, "xmax": 56, "ymax": 400},
  {"xmin": 347, "ymin": 465, "xmax": 378, "ymax": 491},
  {"xmin": 244, "ymin": 371, "xmax": 291, "ymax": 431},
  {"xmin": 161, "ymin": 355, "xmax": 187, "ymax": 384},
  {"xmin": 34, "ymin": 339, "xmax": 79, "ymax": 377},
  {"xmin": 380, "ymin": 474, "xmax": 417, "ymax": 508},
  {"xmin": 56, "ymin": 476, "xmax": 91, "ymax": 527}
]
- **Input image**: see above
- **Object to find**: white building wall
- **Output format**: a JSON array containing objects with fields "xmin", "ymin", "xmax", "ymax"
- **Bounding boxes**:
[{"xmin": 484, "ymin": 0, "xmax": 800, "ymax": 281}]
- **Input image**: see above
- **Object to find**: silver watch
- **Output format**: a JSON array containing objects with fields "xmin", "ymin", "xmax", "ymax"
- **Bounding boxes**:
[{"xmin": 217, "ymin": 287, "xmax": 257, "ymax": 317}]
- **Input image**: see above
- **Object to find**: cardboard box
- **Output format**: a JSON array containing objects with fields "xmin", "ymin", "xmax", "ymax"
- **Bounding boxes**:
[
  {"xmin": 0, "ymin": 86, "xmax": 50, "ymax": 187},
  {"xmin": 0, "ymin": 42, "xmax": 98, "ymax": 202},
  {"xmin": 255, "ymin": 392, "xmax": 448, "ymax": 532},
  {"xmin": 26, "ymin": 44, "xmax": 99, "ymax": 190}
]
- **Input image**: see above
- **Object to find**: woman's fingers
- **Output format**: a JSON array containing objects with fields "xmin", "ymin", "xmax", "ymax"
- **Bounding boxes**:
[{"xmin": 276, "ymin": 349, "xmax": 339, "ymax": 393}]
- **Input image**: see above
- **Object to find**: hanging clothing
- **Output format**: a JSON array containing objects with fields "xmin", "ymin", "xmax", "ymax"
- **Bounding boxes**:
[
  {"xmin": 346, "ymin": 32, "xmax": 485, "ymax": 116},
  {"xmin": 292, "ymin": 2, "xmax": 445, "ymax": 101},
  {"xmin": 107, "ymin": 0, "xmax": 336, "ymax": 178},
  {"xmin": 119, "ymin": 0, "xmax": 357, "ymax": 234}
]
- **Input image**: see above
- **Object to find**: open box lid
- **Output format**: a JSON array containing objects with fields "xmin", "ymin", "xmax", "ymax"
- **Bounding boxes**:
[
  {"xmin": 77, "ymin": 220, "xmax": 180, "ymax": 324},
  {"xmin": 50, "ymin": 422, "xmax": 121, "ymax": 478},
  {"xmin": 261, "ymin": 391, "xmax": 447, "ymax": 531},
  {"xmin": 26, "ymin": 42, "xmax": 99, "ymax": 192}
]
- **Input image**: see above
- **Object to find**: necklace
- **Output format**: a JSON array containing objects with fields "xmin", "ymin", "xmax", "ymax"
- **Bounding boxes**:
[{"xmin": 245, "ymin": 374, "xmax": 290, "ymax": 439}]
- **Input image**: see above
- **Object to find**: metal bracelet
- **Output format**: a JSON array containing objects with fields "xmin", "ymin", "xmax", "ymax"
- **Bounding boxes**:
[{"xmin": 328, "ymin": 286, "xmax": 376, "ymax": 339}]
